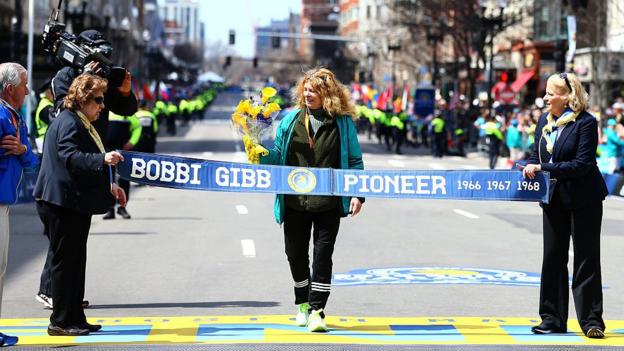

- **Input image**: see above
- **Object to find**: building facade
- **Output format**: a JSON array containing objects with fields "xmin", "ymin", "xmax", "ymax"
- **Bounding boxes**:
[{"xmin": 158, "ymin": 0, "xmax": 200, "ymax": 46}]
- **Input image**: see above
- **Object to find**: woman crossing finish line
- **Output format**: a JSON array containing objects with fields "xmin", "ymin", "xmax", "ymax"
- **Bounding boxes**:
[{"xmin": 255, "ymin": 68, "xmax": 364, "ymax": 332}]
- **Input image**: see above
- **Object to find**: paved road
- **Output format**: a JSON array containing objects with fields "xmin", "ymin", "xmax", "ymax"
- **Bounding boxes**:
[{"xmin": 4, "ymin": 91, "xmax": 624, "ymax": 349}]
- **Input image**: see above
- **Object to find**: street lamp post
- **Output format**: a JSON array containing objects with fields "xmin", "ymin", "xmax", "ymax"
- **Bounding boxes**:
[
  {"xmin": 388, "ymin": 41, "xmax": 401, "ymax": 89},
  {"xmin": 426, "ymin": 23, "xmax": 442, "ymax": 88},
  {"xmin": 479, "ymin": 0, "xmax": 506, "ymax": 112}
]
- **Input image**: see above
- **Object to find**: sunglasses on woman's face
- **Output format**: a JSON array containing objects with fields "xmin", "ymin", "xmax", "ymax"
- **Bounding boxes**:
[{"xmin": 93, "ymin": 96, "xmax": 105, "ymax": 105}]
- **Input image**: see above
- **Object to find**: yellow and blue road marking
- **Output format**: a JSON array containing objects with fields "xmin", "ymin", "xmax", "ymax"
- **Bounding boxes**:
[{"xmin": 1, "ymin": 316, "xmax": 624, "ymax": 346}]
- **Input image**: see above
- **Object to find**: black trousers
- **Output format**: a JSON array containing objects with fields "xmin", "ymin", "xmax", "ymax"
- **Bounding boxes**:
[
  {"xmin": 487, "ymin": 137, "xmax": 500, "ymax": 169},
  {"xmin": 283, "ymin": 207, "xmax": 341, "ymax": 311},
  {"xmin": 539, "ymin": 196, "xmax": 605, "ymax": 332},
  {"xmin": 36, "ymin": 201, "xmax": 91, "ymax": 327},
  {"xmin": 432, "ymin": 133, "xmax": 445, "ymax": 157},
  {"xmin": 37, "ymin": 218, "xmax": 53, "ymax": 297}
]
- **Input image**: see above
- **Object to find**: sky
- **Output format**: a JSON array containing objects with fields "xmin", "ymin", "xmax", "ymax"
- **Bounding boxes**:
[{"xmin": 159, "ymin": 0, "xmax": 302, "ymax": 58}]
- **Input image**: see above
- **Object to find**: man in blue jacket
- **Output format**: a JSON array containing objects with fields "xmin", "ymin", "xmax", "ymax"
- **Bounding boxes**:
[{"xmin": 0, "ymin": 62, "xmax": 39, "ymax": 347}]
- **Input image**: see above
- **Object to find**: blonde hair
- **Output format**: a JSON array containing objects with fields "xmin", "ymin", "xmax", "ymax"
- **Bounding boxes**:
[
  {"xmin": 64, "ymin": 74, "xmax": 108, "ymax": 111},
  {"xmin": 292, "ymin": 68, "xmax": 358, "ymax": 118},
  {"xmin": 547, "ymin": 73, "xmax": 589, "ymax": 112}
]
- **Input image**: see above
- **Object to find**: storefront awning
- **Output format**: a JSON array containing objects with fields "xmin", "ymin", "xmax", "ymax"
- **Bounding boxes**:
[
  {"xmin": 511, "ymin": 71, "xmax": 535, "ymax": 93},
  {"xmin": 490, "ymin": 81, "xmax": 507, "ymax": 94}
]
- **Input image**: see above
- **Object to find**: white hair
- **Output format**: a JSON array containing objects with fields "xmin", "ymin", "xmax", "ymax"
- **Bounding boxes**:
[{"xmin": 0, "ymin": 62, "xmax": 27, "ymax": 92}]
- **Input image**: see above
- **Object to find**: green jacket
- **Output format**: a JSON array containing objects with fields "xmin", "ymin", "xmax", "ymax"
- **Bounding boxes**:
[{"xmin": 260, "ymin": 108, "xmax": 364, "ymax": 224}]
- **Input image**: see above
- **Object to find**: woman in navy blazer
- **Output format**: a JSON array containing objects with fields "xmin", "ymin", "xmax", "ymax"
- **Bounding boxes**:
[
  {"xmin": 523, "ymin": 73, "xmax": 608, "ymax": 338},
  {"xmin": 34, "ymin": 74, "xmax": 127, "ymax": 336}
]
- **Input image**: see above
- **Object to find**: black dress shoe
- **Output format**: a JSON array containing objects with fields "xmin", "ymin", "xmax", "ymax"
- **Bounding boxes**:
[
  {"xmin": 80, "ymin": 322, "xmax": 102, "ymax": 332},
  {"xmin": 102, "ymin": 209, "xmax": 115, "ymax": 220},
  {"xmin": 117, "ymin": 207, "xmax": 131, "ymax": 219},
  {"xmin": 585, "ymin": 327, "xmax": 605, "ymax": 338},
  {"xmin": 531, "ymin": 323, "xmax": 566, "ymax": 334},
  {"xmin": 47, "ymin": 325, "xmax": 89, "ymax": 336}
]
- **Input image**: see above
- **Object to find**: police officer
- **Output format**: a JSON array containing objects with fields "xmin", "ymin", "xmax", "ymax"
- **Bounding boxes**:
[
  {"xmin": 103, "ymin": 111, "xmax": 141, "ymax": 219},
  {"xmin": 431, "ymin": 113, "xmax": 446, "ymax": 158},
  {"xmin": 483, "ymin": 115, "xmax": 503, "ymax": 169},
  {"xmin": 179, "ymin": 97, "xmax": 190, "ymax": 126},
  {"xmin": 152, "ymin": 99, "xmax": 167, "ymax": 132},
  {"xmin": 390, "ymin": 111, "xmax": 408, "ymax": 155},
  {"xmin": 34, "ymin": 79, "xmax": 54, "ymax": 152},
  {"xmin": 133, "ymin": 100, "xmax": 158, "ymax": 153},
  {"xmin": 166, "ymin": 100, "xmax": 178, "ymax": 135}
]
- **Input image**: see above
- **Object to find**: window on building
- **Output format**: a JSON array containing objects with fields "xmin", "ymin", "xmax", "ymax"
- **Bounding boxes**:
[
  {"xmin": 366, "ymin": 5, "xmax": 371, "ymax": 19},
  {"xmin": 376, "ymin": 5, "xmax": 381, "ymax": 19}
]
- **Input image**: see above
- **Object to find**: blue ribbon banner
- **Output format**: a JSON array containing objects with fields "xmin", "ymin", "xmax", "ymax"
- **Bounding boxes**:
[{"xmin": 117, "ymin": 151, "xmax": 550, "ymax": 202}]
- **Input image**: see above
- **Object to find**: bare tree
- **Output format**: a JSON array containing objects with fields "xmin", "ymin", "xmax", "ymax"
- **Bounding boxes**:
[
  {"xmin": 203, "ymin": 39, "xmax": 236, "ymax": 76},
  {"xmin": 575, "ymin": 0, "xmax": 624, "ymax": 109},
  {"xmin": 389, "ymin": 0, "xmax": 530, "ymax": 101}
]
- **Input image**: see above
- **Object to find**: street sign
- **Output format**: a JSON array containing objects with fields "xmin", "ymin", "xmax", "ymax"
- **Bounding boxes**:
[{"xmin": 499, "ymin": 86, "xmax": 515, "ymax": 105}]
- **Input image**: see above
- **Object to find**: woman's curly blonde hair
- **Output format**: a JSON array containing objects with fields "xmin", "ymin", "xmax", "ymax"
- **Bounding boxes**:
[
  {"xmin": 292, "ymin": 67, "xmax": 358, "ymax": 119},
  {"xmin": 547, "ymin": 72, "xmax": 589, "ymax": 112},
  {"xmin": 64, "ymin": 73, "xmax": 108, "ymax": 111}
]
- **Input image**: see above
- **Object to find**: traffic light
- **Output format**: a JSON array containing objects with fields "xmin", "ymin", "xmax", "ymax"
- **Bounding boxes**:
[
  {"xmin": 253, "ymin": 57, "xmax": 258, "ymax": 68},
  {"xmin": 229, "ymin": 30, "xmax": 235, "ymax": 45},
  {"xmin": 272, "ymin": 35, "xmax": 280, "ymax": 49}
]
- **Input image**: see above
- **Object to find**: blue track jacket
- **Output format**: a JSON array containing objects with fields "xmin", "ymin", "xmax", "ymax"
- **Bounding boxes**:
[{"xmin": 0, "ymin": 101, "xmax": 39, "ymax": 204}]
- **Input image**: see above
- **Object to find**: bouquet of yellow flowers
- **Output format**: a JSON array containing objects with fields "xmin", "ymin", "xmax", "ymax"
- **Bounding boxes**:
[{"xmin": 231, "ymin": 87, "xmax": 281, "ymax": 164}]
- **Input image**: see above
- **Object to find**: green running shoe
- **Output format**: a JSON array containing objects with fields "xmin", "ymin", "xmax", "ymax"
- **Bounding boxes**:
[
  {"xmin": 295, "ymin": 302, "xmax": 310, "ymax": 326},
  {"xmin": 307, "ymin": 309, "xmax": 328, "ymax": 332}
]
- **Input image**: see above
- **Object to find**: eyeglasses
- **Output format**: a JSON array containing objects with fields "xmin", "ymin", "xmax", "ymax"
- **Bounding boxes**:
[
  {"xmin": 559, "ymin": 73, "xmax": 572, "ymax": 92},
  {"xmin": 93, "ymin": 96, "xmax": 104, "ymax": 105}
]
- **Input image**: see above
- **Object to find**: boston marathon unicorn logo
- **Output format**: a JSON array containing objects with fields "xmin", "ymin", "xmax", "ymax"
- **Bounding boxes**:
[{"xmin": 287, "ymin": 168, "xmax": 317, "ymax": 193}]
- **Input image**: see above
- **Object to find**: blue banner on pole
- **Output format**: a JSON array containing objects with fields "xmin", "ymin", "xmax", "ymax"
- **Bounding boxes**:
[
  {"xmin": 117, "ymin": 151, "xmax": 550, "ymax": 202},
  {"xmin": 413, "ymin": 87, "xmax": 435, "ymax": 118}
]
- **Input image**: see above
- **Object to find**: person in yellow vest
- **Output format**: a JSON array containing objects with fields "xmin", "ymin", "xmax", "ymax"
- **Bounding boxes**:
[
  {"xmin": 179, "ymin": 98, "xmax": 190, "ymax": 126},
  {"xmin": 372, "ymin": 108, "xmax": 384, "ymax": 144},
  {"xmin": 363, "ymin": 104, "xmax": 375, "ymax": 140},
  {"xmin": 382, "ymin": 107, "xmax": 393, "ymax": 151},
  {"xmin": 152, "ymin": 99, "xmax": 167, "ymax": 132},
  {"xmin": 391, "ymin": 111, "xmax": 408, "ymax": 154},
  {"xmin": 431, "ymin": 113, "xmax": 446, "ymax": 158},
  {"xmin": 482, "ymin": 115, "xmax": 504, "ymax": 169},
  {"xmin": 34, "ymin": 79, "xmax": 54, "ymax": 152},
  {"xmin": 133, "ymin": 100, "xmax": 158, "ymax": 153},
  {"xmin": 103, "ymin": 111, "xmax": 141, "ymax": 219},
  {"xmin": 166, "ymin": 100, "xmax": 178, "ymax": 135}
]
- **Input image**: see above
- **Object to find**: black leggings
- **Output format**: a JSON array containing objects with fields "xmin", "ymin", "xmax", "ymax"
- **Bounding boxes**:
[{"xmin": 283, "ymin": 207, "xmax": 341, "ymax": 311}]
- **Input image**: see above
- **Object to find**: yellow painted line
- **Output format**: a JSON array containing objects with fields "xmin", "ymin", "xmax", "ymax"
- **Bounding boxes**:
[{"xmin": 0, "ymin": 316, "xmax": 622, "ymax": 346}]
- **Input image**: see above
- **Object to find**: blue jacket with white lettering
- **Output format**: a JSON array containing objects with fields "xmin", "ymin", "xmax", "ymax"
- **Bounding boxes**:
[{"xmin": 260, "ymin": 108, "xmax": 364, "ymax": 224}]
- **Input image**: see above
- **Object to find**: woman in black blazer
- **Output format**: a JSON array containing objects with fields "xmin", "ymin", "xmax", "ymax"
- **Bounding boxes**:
[
  {"xmin": 34, "ymin": 74, "xmax": 127, "ymax": 336},
  {"xmin": 522, "ymin": 73, "xmax": 608, "ymax": 338}
]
